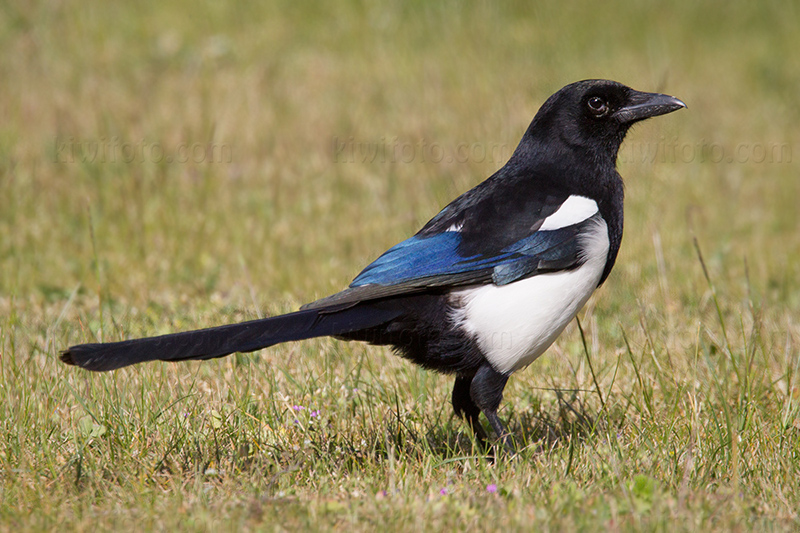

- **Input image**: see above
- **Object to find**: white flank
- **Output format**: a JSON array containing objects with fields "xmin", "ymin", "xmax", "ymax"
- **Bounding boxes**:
[
  {"xmin": 538, "ymin": 195, "xmax": 599, "ymax": 231},
  {"xmin": 450, "ymin": 216, "xmax": 609, "ymax": 375}
]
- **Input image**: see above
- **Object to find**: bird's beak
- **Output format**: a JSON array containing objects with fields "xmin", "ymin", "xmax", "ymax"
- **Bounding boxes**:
[{"xmin": 614, "ymin": 91, "xmax": 686, "ymax": 124}]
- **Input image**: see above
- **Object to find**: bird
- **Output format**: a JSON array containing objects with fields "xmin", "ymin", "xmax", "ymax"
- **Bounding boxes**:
[{"xmin": 61, "ymin": 79, "xmax": 685, "ymax": 450}]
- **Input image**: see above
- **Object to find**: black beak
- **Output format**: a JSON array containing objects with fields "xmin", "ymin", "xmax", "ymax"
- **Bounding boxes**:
[{"xmin": 614, "ymin": 91, "xmax": 686, "ymax": 124}]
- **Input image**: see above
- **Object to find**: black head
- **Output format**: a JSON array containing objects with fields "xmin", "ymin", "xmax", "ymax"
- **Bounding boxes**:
[{"xmin": 522, "ymin": 79, "xmax": 686, "ymax": 164}]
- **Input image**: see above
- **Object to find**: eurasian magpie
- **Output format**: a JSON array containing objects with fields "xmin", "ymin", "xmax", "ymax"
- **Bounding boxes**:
[{"xmin": 61, "ymin": 80, "xmax": 685, "ymax": 448}]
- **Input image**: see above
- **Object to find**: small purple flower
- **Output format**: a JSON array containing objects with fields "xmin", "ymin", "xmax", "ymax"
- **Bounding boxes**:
[
  {"xmin": 486, "ymin": 484, "xmax": 498, "ymax": 494},
  {"xmin": 293, "ymin": 419, "xmax": 300, "ymax": 424},
  {"xmin": 310, "ymin": 410, "xmax": 320, "ymax": 418},
  {"xmin": 439, "ymin": 488, "xmax": 448, "ymax": 495},
  {"xmin": 292, "ymin": 405, "xmax": 305, "ymax": 412}
]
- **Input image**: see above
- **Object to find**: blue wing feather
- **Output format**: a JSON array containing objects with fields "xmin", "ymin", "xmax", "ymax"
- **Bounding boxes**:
[
  {"xmin": 351, "ymin": 221, "xmax": 586, "ymax": 288},
  {"xmin": 302, "ymin": 213, "xmax": 596, "ymax": 312},
  {"xmin": 351, "ymin": 232, "xmax": 475, "ymax": 287}
]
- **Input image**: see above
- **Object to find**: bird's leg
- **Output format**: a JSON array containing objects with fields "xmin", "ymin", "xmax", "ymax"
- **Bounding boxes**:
[
  {"xmin": 452, "ymin": 375, "xmax": 489, "ymax": 445},
  {"xmin": 470, "ymin": 364, "xmax": 515, "ymax": 453}
]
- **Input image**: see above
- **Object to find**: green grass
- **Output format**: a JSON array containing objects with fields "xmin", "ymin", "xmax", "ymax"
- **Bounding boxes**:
[{"xmin": 2, "ymin": 0, "xmax": 799, "ymax": 530}]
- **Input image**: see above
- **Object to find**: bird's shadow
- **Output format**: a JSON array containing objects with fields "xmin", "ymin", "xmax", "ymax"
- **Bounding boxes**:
[
  {"xmin": 374, "ymin": 389, "xmax": 604, "ymax": 462},
  {"xmin": 508, "ymin": 389, "xmax": 602, "ymax": 455}
]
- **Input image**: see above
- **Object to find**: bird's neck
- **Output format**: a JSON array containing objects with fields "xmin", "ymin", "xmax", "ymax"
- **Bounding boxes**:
[{"xmin": 505, "ymin": 134, "xmax": 621, "ymax": 199}]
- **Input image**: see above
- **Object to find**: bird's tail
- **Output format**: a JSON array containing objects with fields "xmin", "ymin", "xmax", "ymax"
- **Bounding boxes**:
[{"xmin": 61, "ymin": 304, "xmax": 400, "ymax": 372}]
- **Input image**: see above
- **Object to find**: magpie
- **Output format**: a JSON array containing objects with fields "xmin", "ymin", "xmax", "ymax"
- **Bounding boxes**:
[{"xmin": 61, "ymin": 80, "xmax": 685, "ymax": 448}]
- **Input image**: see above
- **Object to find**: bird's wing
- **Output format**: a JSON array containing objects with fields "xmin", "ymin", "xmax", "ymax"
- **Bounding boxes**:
[{"xmin": 302, "ymin": 193, "xmax": 604, "ymax": 311}]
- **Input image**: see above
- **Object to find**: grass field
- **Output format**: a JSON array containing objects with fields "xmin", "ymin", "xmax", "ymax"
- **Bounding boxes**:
[{"xmin": 2, "ymin": 0, "xmax": 799, "ymax": 530}]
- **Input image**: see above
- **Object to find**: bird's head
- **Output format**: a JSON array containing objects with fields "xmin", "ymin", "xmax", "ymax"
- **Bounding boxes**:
[{"xmin": 522, "ymin": 79, "xmax": 686, "ymax": 166}]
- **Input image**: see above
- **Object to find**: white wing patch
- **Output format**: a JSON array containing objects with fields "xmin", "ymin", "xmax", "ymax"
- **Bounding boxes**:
[
  {"xmin": 539, "ymin": 195, "xmax": 599, "ymax": 231},
  {"xmin": 449, "ymin": 216, "xmax": 609, "ymax": 375},
  {"xmin": 446, "ymin": 222, "xmax": 463, "ymax": 232}
]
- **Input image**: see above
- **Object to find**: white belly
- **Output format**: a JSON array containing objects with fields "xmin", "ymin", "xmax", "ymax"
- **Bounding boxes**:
[{"xmin": 450, "ymin": 217, "xmax": 610, "ymax": 375}]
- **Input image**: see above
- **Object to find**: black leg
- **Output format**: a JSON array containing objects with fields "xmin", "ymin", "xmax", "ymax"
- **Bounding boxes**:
[
  {"xmin": 470, "ymin": 364, "xmax": 515, "ymax": 453},
  {"xmin": 452, "ymin": 375, "xmax": 488, "ymax": 443}
]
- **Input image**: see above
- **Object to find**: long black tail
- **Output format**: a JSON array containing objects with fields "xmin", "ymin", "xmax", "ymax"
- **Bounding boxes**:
[{"xmin": 61, "ymin": 304, "xmax": 401, "ymax": 372}]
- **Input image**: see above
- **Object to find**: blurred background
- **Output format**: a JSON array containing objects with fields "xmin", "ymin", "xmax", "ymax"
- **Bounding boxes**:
[
  {"xmin": 3, "ymin": 1, "xmax": 797, "ymax": 312},
  {"xmin": 1, "ymin": 0, "xmax": 798, "ymax": 528}
]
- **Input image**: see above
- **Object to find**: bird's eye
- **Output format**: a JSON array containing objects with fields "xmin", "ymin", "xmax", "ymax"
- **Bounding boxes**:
[{"xmin": 587, "ymin": 96, "xmax": 609, "ymax": 116}]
